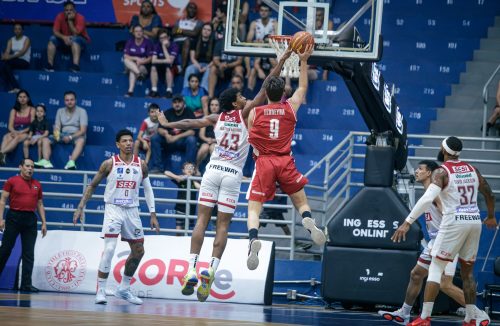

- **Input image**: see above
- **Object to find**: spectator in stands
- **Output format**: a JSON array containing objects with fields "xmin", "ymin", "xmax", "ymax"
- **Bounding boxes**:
[
  {"xmin": 230, "ymin": 74, "xmax": 253, "ymax": 106},
  {"xmin": 196, "ymin": 97, "xmax": 219, "ymax": 173},
  {"xmin": 149, "ymin": 95, "xmax": 197, "ymax": 173},
  {"xmin": 52, "ymin": 90, "xmax": 88, "ymax": 170},
  {"xmin": 246, "ymin": 4, "xmax": 277, "ymax": 43},
  {"xmin": 124, "ymin": 25, "xmax": 154, "ymax": 97},
  {"xmin": 0, "ymin": 90, "xmax": 35, "ymax": 166},
  {"xmin": 247, "ymin": 35, "xmax": 277, "ymax": 93},
  {"xmin": 182, "ymin": 74, "xmax": 209, "ymax": 118},
  {"xmin": 483, "ymin": 81, "xmax": 500, "ymax": 136},
  {"xmin": 24, "ymin": 105, "xmax": 52, "ymax": 169},
  {"xmin": 164, "ymin": 161, "xmax": 200, "ymax": 235},
  {"xmin": 183, "ymin": 23, "xmax": 214, "ymax": 92},
  {"xmin": 149, "ymin": 29, "xmax": 178, "ymax": 98},
  {"xmin": 172, "ymin": 2, "xmax": 203, "ymax": 71},
  {"xmin": 208, "ymin": 37, "xmax": 244, "ymax": 98},
  {"xmin": 45, "ymin": 1, "xmax": 90, "ymax": 72},
  {"xmin": 0, "ymin": 158, "xmax": 47, "ymax": 293},
  {"xmin": 133, "ymin": 103, "xmax": 159, "ymax": 165},
  {"xmin": 129, "ymin": 0, "xmax": 163, "ymax": 40},
  {"xmin": 212, "ymin": 4, "xmax": 227, "ymax": 41},
  {"xmin": 0, "ymin": 24, "xmax": 31, "ymax": 93}
]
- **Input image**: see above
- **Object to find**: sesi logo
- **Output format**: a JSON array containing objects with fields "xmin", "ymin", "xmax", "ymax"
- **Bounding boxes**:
[
  {"xmin": 451, "ymin": 165, "xmax": 471, "ymax": 173},
  {"xmin": 112, "ymin": 258, "xmax": 235, "ymax": 300},
  {"xmin": 116, "ymin": 181, "xmax": 137, "ymax": 189}
]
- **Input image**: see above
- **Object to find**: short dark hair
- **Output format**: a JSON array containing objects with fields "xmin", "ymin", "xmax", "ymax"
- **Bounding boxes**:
[
  {"xmin": 20, "ymin": 158, "xmax": 34, "ymax": 166},
  {"xmin": 148, "ymin": 103, "xmax": 160, "ymax": 111},
  {"xmin": 64, "ymin": 90, "xmax": 76, "ymax": 98},
  {"xmin": 445, "ymin": 136, "xmax": 463, "ymax": 153},
  {"xmin": 63, "ymin": 1, "xmax": 75, "ymax": 8},
  {"xmin": 265, "ymin": 76, "xmax": 285, "ymax": 102},
  {"xmin": 219, "ymin": 88, "xmax": 240, "ymax": 112},
  {"xmin": 188, "ymin": 73, "xmax": 200, "ymax": 82},
  {"xmin": 418, "ymin": 160, "xmax": 439, "ymax": 172},
  {"xmin": 182, "ymin": 161, "xmax": 195, "ymax": 169},
  {"xmin": 116, "ymin": 129, "xmax": 133, "ymax": 142},
  {"xmin": 36, "ymin": 104, "xmax": 47, "ymax": 113},
  {"xmin": 259, "ymin": 3, "xmax": 271, "ymax": 10}
]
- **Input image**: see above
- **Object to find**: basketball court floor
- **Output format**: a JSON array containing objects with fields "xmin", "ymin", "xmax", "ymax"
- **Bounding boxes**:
[{"xmin": 1, "ymin": 290, "xmax": 496, "ymax": 325}]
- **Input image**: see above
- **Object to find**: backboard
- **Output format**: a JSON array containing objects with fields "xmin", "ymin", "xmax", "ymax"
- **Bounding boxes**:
[{"xmin": 224, "ymin": 0, "xmax": 383, "ymax": 64}]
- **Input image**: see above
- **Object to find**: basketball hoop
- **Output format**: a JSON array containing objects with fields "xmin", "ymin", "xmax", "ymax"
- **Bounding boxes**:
[{"xmin": 269, "ymin": 35, "xmax": 300, "ymax": 78}]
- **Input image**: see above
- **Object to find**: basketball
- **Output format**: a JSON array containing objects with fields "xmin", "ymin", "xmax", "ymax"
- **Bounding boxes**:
[{"xmin": 290, "ymin": 31, "xmax": 315, "ymax": 54}]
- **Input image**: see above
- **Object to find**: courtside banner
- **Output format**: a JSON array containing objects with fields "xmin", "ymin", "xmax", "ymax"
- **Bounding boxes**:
[
  {"xmin": 31, "ymin": 230, "xmax": 273, "ymax": 304},
  {"xmin": 0, "ymin": 0, "xmax": 212, "ymax": 26}
]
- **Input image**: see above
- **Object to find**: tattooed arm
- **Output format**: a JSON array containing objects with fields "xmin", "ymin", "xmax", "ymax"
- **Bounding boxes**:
[
  {"xmin": 73, "ymin": 159, "xmax": 112, "ymax": 225},
  {"xmin": 476, "ymin": 168, "xmax": 497, "ymax": 229}
]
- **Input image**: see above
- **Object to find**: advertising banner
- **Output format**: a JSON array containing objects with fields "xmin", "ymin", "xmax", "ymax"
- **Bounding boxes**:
[
  {"xmin": 0, "ymin": 1, "xmax": 213, "ymax": 26},
  {"xmin": 32, "ymin": 231, "xmax": 273, "ymax": 304}
]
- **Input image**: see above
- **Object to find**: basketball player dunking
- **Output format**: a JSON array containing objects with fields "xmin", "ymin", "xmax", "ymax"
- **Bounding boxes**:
[
  {"xmin": 392, "ymin": 136, "xmax": 496, "ymax": 326},
  {"xmin": 157, "ymin": 48, "xmax": 293, "ymax": 302},
  {"xmin": 245, "ymin": 43, "xmax": 326, "ymax": 271},
  {"xmin": 73, "ymin": 129, "xmax": 159, "ymax": 305}
]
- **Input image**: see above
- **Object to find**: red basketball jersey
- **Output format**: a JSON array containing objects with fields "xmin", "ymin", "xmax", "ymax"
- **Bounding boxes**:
[{"xmin": 249, "ymin": 100, "xmax": 297, "ymax": 156}]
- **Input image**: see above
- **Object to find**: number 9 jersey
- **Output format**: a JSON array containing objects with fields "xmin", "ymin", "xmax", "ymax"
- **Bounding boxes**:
[{"xmin": 249, "ymin": 100, "xmax": 296, "ymax": 157}]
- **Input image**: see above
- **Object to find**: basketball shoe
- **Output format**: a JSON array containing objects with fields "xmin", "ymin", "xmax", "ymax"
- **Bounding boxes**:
[
  {"xmin": 302, "ymin": 217, "xmax": 327, "ymax": 246},
  {"xmin": 377, "ymin": 308, "xmax": 409, "ymax": 325},
  {"xmin": 114, "ymin": 287, "xmax": 143, "ymax": 305},
  {"xmin": 247, "ymin": 239, "xmax": 261, "ymax": 270},
  {"xmin": 407, "ymin": 316, "xmax": 431, "ymax": 326},
  {"xmin": 181, "ymin": 268, "xmax": 199, "ymax": 296},
  {"xmin": 474, "ymin": 309, "xmax": 491, "ymax": 326},
  {"xmin": 95, "ymin": 288, "xmax": 107, "ymax": 304},
  {"xmin": 197, "ymin": 267, "xmax": 215, "ymax": 302}
]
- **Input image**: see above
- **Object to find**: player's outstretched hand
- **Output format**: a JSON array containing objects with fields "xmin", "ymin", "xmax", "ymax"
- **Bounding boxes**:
[
  {"xmin": 484, "ymin": 215, "xmax": 498, "ymax": 230},
  {"xmin": 391, "ymin": 221, "xmax": 410, "ymax": 243},
  {"xmin": 150, "ymin": 213, "xmax": 160, "ymax": 234},
  {"xmin": 73, "ymin": 208, "xmax": 83, "ymax": 226},
  {"xmin": 157, "ymin": 111, "xmax": 169, "ymax": 127},
  {"xmin": 297, "ymin": 44, "xmax": 314, "ymax": 62}
]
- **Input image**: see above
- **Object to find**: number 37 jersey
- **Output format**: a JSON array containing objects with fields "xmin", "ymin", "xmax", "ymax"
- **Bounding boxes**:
[
  {"xmin": 211, "ymin": 110, "xmax": 249, "ymax": 169},
  {"xmin": 104, "ymin": 155, "xmax": 143, "ymax": 207},
  {"xmin": 249, "ymin": 100, "xmax": 296, "ymax": 157}
]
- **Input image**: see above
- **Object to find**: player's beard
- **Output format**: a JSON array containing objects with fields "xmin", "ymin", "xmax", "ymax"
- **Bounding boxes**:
[{"xmin": 436, "ymin": 150, "xmax": 444, "ymax": 162}]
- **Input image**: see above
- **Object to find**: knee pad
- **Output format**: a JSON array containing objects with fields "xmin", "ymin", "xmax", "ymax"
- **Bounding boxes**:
[
  {"xmin": 98, "ymin": 237, "xmax": 117, "ymax": 273},
  {"xmin": 427, "ymin": 257, "xmax": 448, "ymax": 284}
]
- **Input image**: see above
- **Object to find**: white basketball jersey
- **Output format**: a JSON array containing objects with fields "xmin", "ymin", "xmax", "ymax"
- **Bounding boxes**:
[
  {"xmin": 255, "ymin": 18, "xmax": 276, "ymax": 41},
  {"xmin": 424, "ymin": 203, "xmax": 442, "ymax": 239},
  {"xmin": 104, "ymin": 155, "xmax": 143, "ymax": 207},
  {"xmin": 439, "ymin": 160, "xmax": 480, "ymax": 226},
  {"xmin": 210, "ymin": 110, "xmax": 249, "ymax": 169}
]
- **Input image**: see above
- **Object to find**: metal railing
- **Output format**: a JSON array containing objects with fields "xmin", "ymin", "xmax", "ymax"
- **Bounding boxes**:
[{"xmin": 481, "ymin": 63, "xmax": 500, "ymax": 147}]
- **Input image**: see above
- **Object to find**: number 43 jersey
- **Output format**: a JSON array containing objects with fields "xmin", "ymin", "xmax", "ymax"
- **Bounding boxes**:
[
  {"xmin": 104, "ymin": 155, "xmax": 143, "ymax": 207},
  {"xmin": 249, "ymin": 100, "xmax": 296, "ymax": 157},
  {"xmin": 439, "ymin": 160, "xmax": 480, "ymax": 226},
  {"xmin": 211, "ymin": 110, "xmax": 249, "ymax": 169}
]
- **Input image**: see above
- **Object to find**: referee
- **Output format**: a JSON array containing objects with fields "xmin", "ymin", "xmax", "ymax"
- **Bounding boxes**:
[{"xmin": 0, "ymin": 158, "xmax": 47, "ymax": 292}]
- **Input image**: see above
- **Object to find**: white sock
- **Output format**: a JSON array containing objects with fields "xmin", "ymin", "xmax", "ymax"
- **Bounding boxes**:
[
  {"xmin": 210, "ymin": 257, "xmax": 220, "ymax": 272},
  {"xmin": 97, "ymin": 277, "xmax": 107, "ymax": 291},
  {"xmin": 420, "ymin": 302, "xmax": 434, "ymax": 319},
  {"xmin": 151, "ymin": 87, "xmax": 158, "ymax": 92},
  {"xmin": 464, "ymin": 304, "xmax": 477, "ymax": 322},
  {"xmin": 189, "ymin": 253, "xmax": 198, "ymax": 270},
  {"xmin": 401, "ymin": 302, "xmax": 412, "ymax": 316},
  {"xmin": 167, "ymin": 87, "xmax": 172, "ymax": 92},
  {"xmin": 120, "ymin": 275, "xmax": 132, "ymax": 290}
]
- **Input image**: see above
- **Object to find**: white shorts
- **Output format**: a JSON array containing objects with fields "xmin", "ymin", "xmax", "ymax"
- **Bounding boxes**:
[
  {"xmin": 431, "ymin": 222, "xmax": 482, "ymax": 264},
  {"xmin": 101, "ymin": 204, "xmax": 144, "ymax": 242},
  {"xmin": 418, "ymin": 239, "xmax": 458, "ymax": 276},
  {"xmin": 198, "ymin": 161, "xmax": 243, "ymax": 214}
]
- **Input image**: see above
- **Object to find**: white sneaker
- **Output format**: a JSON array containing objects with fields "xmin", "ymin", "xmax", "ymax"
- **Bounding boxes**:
[
  {"xmin": 475, "ymin": 309, "xmax": 490, "ymax": 326},
  {"xmin": 95, "ymin": 288, "xmax": 107, "ymax": 304},
  {"xmin": 114, "ymin": 287, "xmax": 143, "ymax": 305},
  {"xmin": 302, "ymin": 217, "xmax": 327, "ymax": 246},
  {"xmin": 378, "ymin": 308, "xmax": 410, "ymax": 325},
  {"xmin": 247, "ymin": 239, "xmax": 261, "ymax": 271}
]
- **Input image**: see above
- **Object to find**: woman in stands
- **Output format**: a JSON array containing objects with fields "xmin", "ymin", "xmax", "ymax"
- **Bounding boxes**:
[
  {"xmin": 0, "ymin": 24, "xmax": 31, "ymax": 94},
  {"xmin": 0, "ymin": 90, "xmax": 35, "ymax": 165},
  {"xmin": 182, "ymin": 74, "xmax": 209, "ymax": 117},
  {"xmin": 129, "ymin": 0, "xmax": 163, "ymax": 40}
]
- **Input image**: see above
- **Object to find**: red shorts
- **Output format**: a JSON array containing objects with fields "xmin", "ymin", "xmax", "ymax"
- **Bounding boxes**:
[{"xmin": 247, "ymin": 155, "xmax": 308, "ymax": 202}]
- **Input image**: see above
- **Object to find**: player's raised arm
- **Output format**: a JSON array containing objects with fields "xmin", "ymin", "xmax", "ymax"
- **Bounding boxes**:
[
  {"xmin": 242, "ymin": 46, "xmax": 293, "ymax": 118},
  {"xmin": 158, "ymin": 111, "xmax": 218, "ymax": 130},
  {"xmin": 476, "ymin": 168, "xmax": 497, "ymax": 229},
  {"xmin": 288, "ymin": 44, "xmax": 314, "ymax": 112},
  {"xmin": 73, "ymin": 159, "xmax": 112, "ymax": 225}
]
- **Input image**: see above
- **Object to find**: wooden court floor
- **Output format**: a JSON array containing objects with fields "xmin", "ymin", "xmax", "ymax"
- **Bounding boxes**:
[{"xmin": 0, "ymin": 291, "xmax": 498, "ymax": 325}]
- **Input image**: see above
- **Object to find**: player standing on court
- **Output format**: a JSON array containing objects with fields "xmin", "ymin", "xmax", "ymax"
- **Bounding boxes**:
[
  {"xmin": 157, "ymin": 48, "xmax": 293, "ymax": 302},
  {"xmin": 73, "ymin": 129, "xmax": 159, "ymax": 305},
  {"xmin": 246, "ymin": 42, "xmax": 326, "ymax": 271},
  {"xmin": 392, "ymin": 136, "xmax": 496, "ymax": 326}
]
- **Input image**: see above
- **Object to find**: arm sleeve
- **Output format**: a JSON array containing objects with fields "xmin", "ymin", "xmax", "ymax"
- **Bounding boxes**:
[
  {"xmin": 405, "ymin": 183, "xmax": 442, "ymax": 224},
  {"xmin": 3, "ymin": 179, "xmax": 13, "ymax": 192},
  {"xmin": 142, "ymin": 177, "xmax": 156, "ymax": 213}
]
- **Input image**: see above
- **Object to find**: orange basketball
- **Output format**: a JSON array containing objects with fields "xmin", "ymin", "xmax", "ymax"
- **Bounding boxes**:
[{"xmin": 290, "ymin": 31, "xmax": 314, "ymax": 54}]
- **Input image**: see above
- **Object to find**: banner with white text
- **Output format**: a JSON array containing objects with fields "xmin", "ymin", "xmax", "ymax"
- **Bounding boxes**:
[{"xmin": 32, "ymin": 231, "xmax": 274, "ymax": 304}]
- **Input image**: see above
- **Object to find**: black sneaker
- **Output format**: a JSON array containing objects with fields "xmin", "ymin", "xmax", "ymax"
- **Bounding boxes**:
[
  {"xmin": 44, "ymin": 63, "xmax": 54, "ymax": 72},
  {"xmin": 70, "ymin": 64, "xmax": 80, "ymax": 72},
  {"xmin": 165, "ymin": 90, "xmax": 173, "ymax": 98},
  {"xmin": 149, "ymin": 91, "xmax": 159, "ymax": 98}
]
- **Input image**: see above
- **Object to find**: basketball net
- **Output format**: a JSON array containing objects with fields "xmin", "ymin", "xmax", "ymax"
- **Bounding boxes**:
[{"xmin": 269, "ymin": 35, "xmax": 300, "ymax": 78}]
